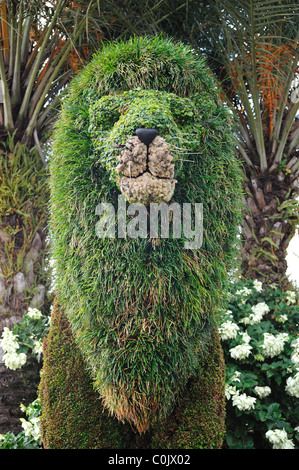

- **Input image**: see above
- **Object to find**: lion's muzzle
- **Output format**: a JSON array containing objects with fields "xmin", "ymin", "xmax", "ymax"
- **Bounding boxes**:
[{"xmin": 116, "ymin": 129, "xmax": 177, "ymax": 205}]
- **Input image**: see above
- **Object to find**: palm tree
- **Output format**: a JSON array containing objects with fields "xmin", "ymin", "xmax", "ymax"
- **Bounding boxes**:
[
  {"xmin": 165, "ymin": 0, "xmax": 299, "ymax": 284},
  {"xmin": 0, "ymin": 0, "xmax": 192, "ymax": 433}
]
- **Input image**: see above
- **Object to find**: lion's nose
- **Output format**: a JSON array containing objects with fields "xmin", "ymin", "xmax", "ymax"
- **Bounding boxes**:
[{"xmin": 135, "ymin": 128, "xmax": 158, "ymax": 147}]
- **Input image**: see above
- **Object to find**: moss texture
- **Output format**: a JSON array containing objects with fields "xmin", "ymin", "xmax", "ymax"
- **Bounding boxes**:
[
  {"xmin": 40, "ymin": 36, "xmax": 243, "ymax": 445},
  {"xmin": 38, "ymin": 300, "xmax": 127, "ymax": 449}
]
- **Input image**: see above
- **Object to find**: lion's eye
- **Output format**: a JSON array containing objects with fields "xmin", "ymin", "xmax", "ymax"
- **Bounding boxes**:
[{"xmin": 89, "ymin": 97, "xmax": 122, "ymax": 131}]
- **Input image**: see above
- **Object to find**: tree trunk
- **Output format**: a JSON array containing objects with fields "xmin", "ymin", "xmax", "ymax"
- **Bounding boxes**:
[
  {"xmin": 0, "ymin": 142, "xmax": 50, "ymax": 433},
  {"xmin": 241, "ymin": 165, "xmax": 299, "ymax": 284}
]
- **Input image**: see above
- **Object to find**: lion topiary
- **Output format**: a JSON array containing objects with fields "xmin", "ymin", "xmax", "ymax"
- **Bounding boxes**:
[{"xmin": 39, "ymin": 36, "xmax": 243, "ymax": 448}]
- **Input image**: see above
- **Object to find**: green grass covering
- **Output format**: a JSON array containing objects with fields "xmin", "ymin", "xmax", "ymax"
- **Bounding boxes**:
[{"xmin": 49, "ymin": 36, "xmax": 243, "ymax": 433}]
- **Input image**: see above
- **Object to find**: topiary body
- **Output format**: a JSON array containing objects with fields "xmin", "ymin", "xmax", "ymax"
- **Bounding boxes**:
[
  {"xmin": 40, "ymin": 36, "xmax": 243, "ymax": 447},
  {"xmin": 39, "ymin": 300, "xmax": 226, "ymax": 449}
]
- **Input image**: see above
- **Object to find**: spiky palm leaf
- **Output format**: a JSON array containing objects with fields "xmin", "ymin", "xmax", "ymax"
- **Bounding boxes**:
[{"xmin": 211, "ymin": 1, "xmax": 299, "ymax": 173}]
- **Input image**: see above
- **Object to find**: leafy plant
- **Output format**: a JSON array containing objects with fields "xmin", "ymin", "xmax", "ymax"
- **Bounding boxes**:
[
  {"xmin": 218, "ymin": 278, "xmax": 299, "ymax": 449},
  {"xmin": 0, "ymin": 399, "xmax": 42, "ymax": 449},
  {"xmin": 0, "ymin": 307, "xmax": 50, "ymax": 370}
]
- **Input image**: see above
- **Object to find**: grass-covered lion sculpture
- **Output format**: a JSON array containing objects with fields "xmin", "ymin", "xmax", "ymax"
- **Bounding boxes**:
[{"xmin": 39, "ymin": 36, "xmax": 243, "ymax": 449}]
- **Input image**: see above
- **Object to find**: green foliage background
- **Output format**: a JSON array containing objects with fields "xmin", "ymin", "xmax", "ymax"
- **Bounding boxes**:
[{"xmin": 48, "ymin": 36, "xmax": 244, "ymax": 433}]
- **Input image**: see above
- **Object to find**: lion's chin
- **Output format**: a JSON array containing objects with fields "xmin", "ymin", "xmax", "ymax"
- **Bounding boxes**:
[
  {"xmin": 98, "ymin": 382, "xmax": 160, "ymax": 434},
  {"xmin": 119, "ymin": 172, "xmax": 177, "ymax": 205}
]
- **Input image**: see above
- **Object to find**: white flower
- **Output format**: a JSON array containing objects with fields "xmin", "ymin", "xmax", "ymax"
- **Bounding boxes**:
[
  {"xmin": 20, "ymin": 418, "xmax": 33, "ymax": 435},
  {"xmin": 232, "ymin": 391, "xmax": 256, "ymax": 411},
  {"xmin": 265, "ymin": 429, "xmax": 295, "ymax": 449},
  {"xmin": 235, "ymin": 287, "xmax": 252, "ymax": 304},
  {"xmin": 254, "ymin": 386, "xmax": 271, "ymax": 398},
  {"xmin": 0, "ymin": 327, "xmax": 19, "ymax": 353},
  {"xmin": 285, "ymin": 371, "xmax": 299, "ymax": 398},
  {"xmin": 291, "ymin": 339, "xmax": 299, "ymax": 365},
  {"xmin": 276, "ymin": 314, "xmax": 288, "ymax": 323},
  {"xmin": 30, "ymin": 418, "xmax": 41, "ymax": 442},
  {"xmin": 230, "ymin": 343, "xmax": 252, "ymax": 360},
  {"xmin": 291, "ymin": 350, "xmax": 299, "ymax": 365},
  {"xmin": 240, "ymin": 302, "xmax": 270, "ymax": 325},
  {"xmin": 253, "ymin": 279, "xmax": 263, "ymax": 292},
  {"xmin": 240, "ymin": 315, "xmax": 255, "ymax": 325},
  {"xmin": 33, "ymin": 340, "xmax": 43, "ymax": 356},
  {"xmin": 219, "ymin": 321, "xmax": 239, "ymax": 340},
  {"xmin": 3, "ymin": 352, "xmax": 27, "ymax": 370},
  {"xmin": 285, "ymin": 290, "xmax": 296, "ymax": 305},
  {"xmin": 252, "ymin": 302, "xmax": 270, "ymax": 316},
  {"xmin": 20, "ymin": 417, "xmax": 41, "ymax": 444},
  {"xmin": 221, "ymin": 309, "xmax": 233, "ymax": 319},
  {"xmin": 231, "ymin": 370, "xmax": 242, "ymax": 382},
  {"xmin": 26, "ymin": 308, "xmax": 42, "ymax": 320},
  {"xmin": 236, "ymin": 287, "xmax": 252, "ymax": 297},
  {"xmin": 225, "ymin": 384, "xmax": 237, "ymax": 400},
  {"xmin": 241, "ymin": 332, "xmax": 251, "ymax": 344},
  {"xmin": 260, "ymin": 332, "xmax": 289, "ymax": 358}
]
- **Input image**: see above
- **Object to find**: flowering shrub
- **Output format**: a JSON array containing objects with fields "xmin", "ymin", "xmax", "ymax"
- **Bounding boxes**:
[
  {"xmin": 0, "ymin": 307, "xmax": 49, "ymax": 449},
  {"xmin": 219, "ymin": 279, "xmax": 299, "ymax": 449},
  {"xmin": 0, "ymin": 307, "xmax": 50, "ymax": 370},
  {"xmin": 0, "ymin": 399, "xmax": 42, "ymax": 449}
]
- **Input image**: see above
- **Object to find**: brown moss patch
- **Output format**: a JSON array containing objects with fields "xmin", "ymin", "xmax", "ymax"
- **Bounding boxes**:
[{"xmin": 38, "ymin": 300, "xmax": 127, "ymax": 449}]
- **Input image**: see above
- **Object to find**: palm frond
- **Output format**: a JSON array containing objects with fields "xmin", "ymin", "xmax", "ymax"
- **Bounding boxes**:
[{"xmin": 181, "ymin": 0, "xmax": 299, "ymax": 173}]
